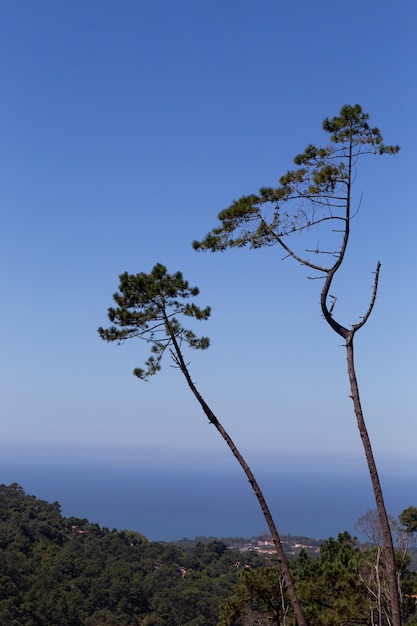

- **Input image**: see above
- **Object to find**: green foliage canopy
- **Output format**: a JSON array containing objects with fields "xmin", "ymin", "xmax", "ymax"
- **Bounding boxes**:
[
  {"xmin": 0, "ymin": 483, "xmax": 260, "ymax": 625},
  {"xmin": 193, "ymin": 104, "xmax": 399, "ymax": 270},
  {"xmin": 400, "ymin": 507, "xmax": 417, "ymax": 536},
  {"xmin": 98, "ymin": 263, "xmax": 210, "ymax": 380}
]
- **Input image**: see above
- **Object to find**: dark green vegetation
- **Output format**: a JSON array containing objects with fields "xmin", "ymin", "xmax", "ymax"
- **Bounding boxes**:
[
  {"xmin": 220, "ymin": 531, "xmax": 417, "ymax": 626},
  {"xmin": 0, "ymin": 483, "xmax": 265, "ymax": 625},
  {"xmin": 1, "ymin": 484, "xmax": 417, "ymax": 625}
]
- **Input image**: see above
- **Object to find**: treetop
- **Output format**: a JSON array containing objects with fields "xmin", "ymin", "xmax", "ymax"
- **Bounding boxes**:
[
  {"xmin": 192, "ymin": 104, "xmax": 399, "ymax": 256},
  {"xmin": 98, "ymin": 263, "xmax": 211, "ymax": 380}
]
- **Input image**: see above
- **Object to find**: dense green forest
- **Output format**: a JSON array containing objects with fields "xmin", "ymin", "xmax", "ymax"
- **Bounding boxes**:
[
  {"xmin": 1, "ymin": 483, "xmax": 417, "ymax": 625},
  {"xmin": 0, "ymin": 483, "xmax": 265, "ymax": 625}
]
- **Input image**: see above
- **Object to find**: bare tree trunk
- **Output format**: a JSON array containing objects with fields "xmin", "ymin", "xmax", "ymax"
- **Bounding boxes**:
[
  {"xmin": 346, "ymin": 334, "xmax": 401, "ymax": 626},
  {"xmin": 169, "ymin": 339, "xmax": 308, "ymax": 626},
  {"xmin": 376, "ymin": 547, "xmax": 383, "ymax": 626},
  {"xmin": 279, "ymin": 571, "xmax": 289, "ymax": 626}
]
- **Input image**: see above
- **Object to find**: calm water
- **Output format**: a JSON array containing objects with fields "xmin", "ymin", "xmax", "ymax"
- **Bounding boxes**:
[{"xmin": 0, "ymin": 463, "xmax": 414, "ymax": 541}]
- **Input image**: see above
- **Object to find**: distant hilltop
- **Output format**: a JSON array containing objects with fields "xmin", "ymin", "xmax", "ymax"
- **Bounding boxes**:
[{"xmin": 164, "ymin": 533, "xmax": 324, "ymax": 558}]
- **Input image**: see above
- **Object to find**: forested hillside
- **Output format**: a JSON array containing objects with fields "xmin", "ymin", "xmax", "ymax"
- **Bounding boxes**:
[
  {"xmin": 1, "ymin": 483, "xmax": 416, "ymax": 625},
  {"xmin": 0, "ymin": 483, "xmax": 266, "ymax": 625}
]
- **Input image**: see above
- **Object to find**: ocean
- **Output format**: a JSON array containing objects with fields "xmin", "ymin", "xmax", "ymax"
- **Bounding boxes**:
[{"xmin": 0, "ymin": 461, "xmax": 414, "ymax": 541}]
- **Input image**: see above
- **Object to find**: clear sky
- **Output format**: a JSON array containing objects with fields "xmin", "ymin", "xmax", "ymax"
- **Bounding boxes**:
[{"xmin": 1, "ymin": 1, "xmax": 416, "ymax": 480}]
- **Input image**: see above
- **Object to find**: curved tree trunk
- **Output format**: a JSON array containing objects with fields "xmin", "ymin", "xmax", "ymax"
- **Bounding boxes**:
[
  {"xmin": 346, "ymin": 334, "xmax": 401, "ymax": 626},
  {"xmin": 169, "ymin": 337, "xmax": 308, "ymax": 626}
]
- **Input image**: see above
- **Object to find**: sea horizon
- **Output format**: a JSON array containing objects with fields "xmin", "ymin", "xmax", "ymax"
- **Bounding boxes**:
[{"xmin": 0, "ymin": 461, "xmax": 414, "ymax": 542}]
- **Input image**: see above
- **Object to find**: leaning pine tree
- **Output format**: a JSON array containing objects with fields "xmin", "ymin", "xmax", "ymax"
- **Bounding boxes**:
[
  {"xmin": 193, "ymin": 104, "xmax": 401, "ymax": 626},
  {"xmin": 98, "ymin": 263, "xmax": 308, "ymax": 626}
]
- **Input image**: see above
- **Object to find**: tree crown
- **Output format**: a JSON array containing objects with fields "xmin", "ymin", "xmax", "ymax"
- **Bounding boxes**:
[
  {"xmin": 98, "ymin": 263, "xmax": 210, "ymax": 380},
  {"xmin": 193, "ymin": 104, "xmax": 399, "ymax": 265},
  {"xmin": 399, "ymin": 506, "xmax": 417, "ymax": 535}
]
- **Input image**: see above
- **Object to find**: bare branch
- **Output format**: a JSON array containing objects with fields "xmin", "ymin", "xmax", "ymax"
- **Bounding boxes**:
[{"xmin": 351, "ymin": 262, "xmax": 381, "ymax": 334}]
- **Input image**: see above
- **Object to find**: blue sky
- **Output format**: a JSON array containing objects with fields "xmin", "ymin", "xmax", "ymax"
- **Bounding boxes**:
[{"xmin": 1, "ymin": 1, "xmax": 416, "ymax": 479}]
